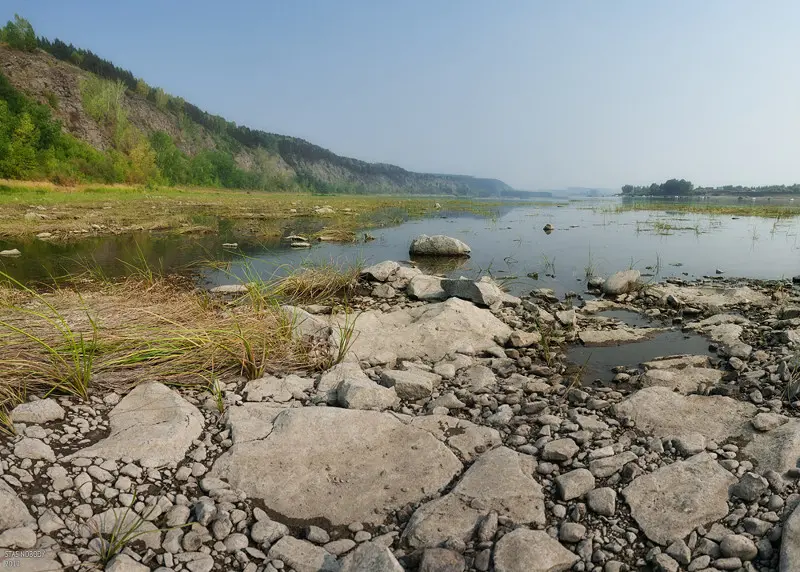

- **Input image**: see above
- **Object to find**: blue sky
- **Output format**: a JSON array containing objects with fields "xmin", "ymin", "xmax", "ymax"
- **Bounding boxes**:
[{"xmin": 3, "ymin": 1, "xmax": 800, "ymax": 190}]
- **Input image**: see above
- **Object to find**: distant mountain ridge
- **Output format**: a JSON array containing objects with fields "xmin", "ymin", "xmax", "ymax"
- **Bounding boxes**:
[{"xmin": 0, "ymin": 22, "xmax": 515, "ymax": 196}]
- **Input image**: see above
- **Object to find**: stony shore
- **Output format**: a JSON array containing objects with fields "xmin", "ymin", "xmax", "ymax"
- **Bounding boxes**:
[{"xmin": 3, "ymin": 260, "xmax": 800, "ymax": 572}]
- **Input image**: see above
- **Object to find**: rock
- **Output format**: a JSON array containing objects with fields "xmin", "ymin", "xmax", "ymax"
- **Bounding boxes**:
[
  {"xmin": 66, "ymin": 382, "xmax": 204, "ymax": 466},
  {"xmin": 210, "ymin": 284, "xmax": 249, "ymax": 294},
  {"xmin": 589, "ymin": 451, "xmax": 638, "ymax": 478},
  {"xmin": 223, "ymin": 404, "xmax": 285, "ymax": 443},
  {"xmin": 457, "ymin": 365, "xmax": 496, "ymax": 393},
  {"xmin": 652, "ymin": 554, "xmax": 679, "ymax": 572},
  {"xmin": 371, "ymin": 284, "xmax": 396, "ymax": 298},
  {"xmin": 13, "ymin": 438, "xmax": 55, "ymax": 462},
  {"xmin": 781, "ymin": 501, "xmax": 800, "ymax": 571},
  {"xmin": 742, "ymin": 420, "xmax": 800, "ymax": 475},
  {"xmin": 305, "ymin": 525, "xmax": 330, "ymax": 544},
  {"xmin": 542, "ymin": 438, "xmax": 579, "ymax": 462},
  {"xmin": 380, "ymin": 368, "xmax": 441, "ymax": 400},
  {"xmin": 587, "ymin": 276, "xmax": 605, "ymax": 288},
  {"xmin": 333, "ymin": 363, "xmax": 399, "ymax": 410},
  {"xmin": 555, "ymin": 309, "xmax": 576, "ymax": 327},
  {"xmin": 586, "ymin": 487, "xmax": 617, "ymax": 516},
  {"xmin": 666, "ymin": 539, "xmax": 691, "ymax": 566},
  {"xmin": 361, "ymin": 261, "xmax": 400, "ymax": 282},
  {"xmin": 649, "ymin": 284, "xmax": 770, "ymax": 310},
  {"xmin": 407, "ymin": 275, "xmax": 448, "ymax": 301},
  {"xmin": 281, "ymin": 305, "xmax": 332, "ymax": 341},
  {"xmin": 390, "ymin": 265, "xmax": 422, "ymax": 288},
  {"xmin": 419, "ymin": 548, "xmax": 466, "ymax": 572},
  {"xmin": 105, "ymin": 554, "xmax": 150, "ymax": 572},
  {"xmin": 410, "ymin": 415, "xmax": 501, "ymax": 461},
  {"xmin": 83, "ymin": 509, "xmax": 161, "ymax": 549},
  {"xmin": 730, "ymin": 472, "xmax": 769, "ymax": 502},
  {"xmin": 613, "ymin": 386, "xmax": 756, "ymax": 442},
  {"xmin": 493, "ymin": 528, "xmax": 579, "ymax": 572},
  {"xmin": 642, "ymin": 355, "xmax": 711, "ymax": 370},
  {"xmin": 0, "ymin": 249, "xmax": 21, "ymax": 257},
  {"xmin": 441, "ymin": 276, "xmax": 505, "ymax": 307},
  {"xmin": 244, "ymin": 374, "xmax": 313, "ymax": 403},
  {"xmin": 250, "ymin": 519, "xmax": 289, "ymax": 544},
  {"xmin": 640, "ymin": 367, "xmax": 722, "ymax": 395},
  {"xmin": 543, "ymin": 223, "xmax": 555, "ymax": 232},
  {"xmin": 554, "ymin": 468, "xmax": 595, "ymax": 501},
  {"xmin": 267, "ymin": 536, "xmax": 340, "ymax": 572},
  {"xmin": 602, "ymin": 270, "xmax": 641, "ymax": 295},
  {"xmin": 508, "ymin": 330, "xmax": 542, "ymax": 348},
  {"xmin": 559, "ymin": 523, "xmax": 586, "ymax": 543},
  {"xmin": 339, "ymin": 541, "xmax": 403, "ymax": 572},
  {"xmin": 578, "ymin": 327, "xmax": 662, "ymax": 346},
  {"xmin": 719, "ymin": 534, "xmax": 757, "ymax": 560},
  {"xmin": 337, "ymin": 298, "xmax": 511, "ymax": 362},
  {"xmin": 0, "ymin": 527, "xmax": 36, "ymax": 549},
  {"xmin": 402, "ymin": 447, "xmax": 545, "ymax": 548},
  {"xmin": 10, "ymin": 398, "xmax": 65, "ymax": 423},
  {"xmin": 622, "ymin": 453, "xmax": 736, "ymax": 545},
  {"xmin": 752, "ymin": 412, "xmax": 789, "ymax": 432},
  {"xmin": 212, "ymin": 407, "xmax": 461, "ymax": 525},
  {"xmin": 410, "ymin": 235, "xmax": 471, "ymax": 256}
]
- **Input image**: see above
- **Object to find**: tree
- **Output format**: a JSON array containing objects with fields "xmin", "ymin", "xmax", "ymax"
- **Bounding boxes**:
[
  {"xmin": 2, "ymin": 113, "xmax": 38, "ymax": 178},
  {"xmin": 135, "ymin": 78, "xmax": 150, "ymax": 98},
  {"xmin": 621, "ymin": 185, "xmax": 634, "ymax": 195},
  {"xmin": 1, "ymin": 15, "xmax": 37, "ymax": 52}
]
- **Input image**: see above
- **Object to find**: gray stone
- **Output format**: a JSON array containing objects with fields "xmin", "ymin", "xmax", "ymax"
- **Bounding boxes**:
[
  {"xmin": 250, "ymin": 519, "xmax": 289, "ymax": 544},
  {"xmin": 410, "ymin": 415, "xmax": 501, "ymax": 461},
  {"xmin": 339, "ymin": 541, "xmax": 403, "ymax": 571},
  {"xmin": 380, "ymin": 368, "xmax": 441, "ymax": 400},
  {"xmin": 457, "ymin": 365, "xmax": 496, "ymax": 393},
  {"xmin": 267, "ymin": 536, "xmax": 340, "ymax": 572},
  {"xmin": 105, "ymin": 554, "xmax": 150, "ymax": 572},
  {"xmin": 391, "ymin": 265, "xmax": 423, "ymax": 289},
  {"xmin": 742, "ymin": 419, "xmax": 800, "ymax": 476},
  {"xmin": 508, "ymin": 330, "xmax": 542, "ymax": 348},
  {"xmin": 82, "ymin": 509, "xmax": 161, "ymax": 550},
  {"xmin": 418, "ymin": 548, "xmax": 465, "ymax": 572},
  {"xmin": 640, "ymin": 367, "xmax": 722, "ymax": 395},
  {"xmin": 673, "ymin": 432, "xmax": 707, "ymax": 456},
  {"xmin": 652, "ymin": 554, "xmax": 679, "ymax": 572},
  {"xmin": 589, "ymin": 451, "xmax": 638, "ymax": 478},
  {"xmin": 244, "ymin": 374, "xmax": 313, "ymax": 403},
  {"xmin": 280, "ymin": 305, "xmax": 332, "ymax": 341},
  {"xmin": 752, "ymin": 412, "xmax": 789, "ymax": 432},
  {"xmin": 613, "ymin": 386, "xmax": 756, "ymax": 442},
  {"xmin": 402, "ymin": 447, "xmax": 545, "ymax": 548},
  {"xmin": 781, "ymin": 501, "xmax": 800, "ymax": 571},
  {"xmin": 337, "ymin": 372, "xmax": 399, "ymax": 411},
  {"xmin": 336, "ymin": 298, "xmax": 511, "ymax": 362},
  {"xmin": 0, "ymin": 248, "xmax": 21, "ymax": 257},
  {"xmin": 493, "ymin": 528, "xmax": 579, "ymax": 572},
  {"xmin": 542, "ymin": 438, "xmax": 579, "ymax": 462},
  {"xmin": 719, "ymin": 534, "xmax": 757, "ymax": 560},
  {"xmin": 622, "ymin": 453, "xmax": 736, "ymax": 545},
  {"xmin": 731, "ymin": 472, "xmax": 769, "ymax": 502},
  {"xmin": 10, "ymin": 398, "xmax": 65, "ymax": 424},
  {"xmin": 361, "ymin": 261, "xmax": 400, "ymax": 282},
  {"xmin": 407, "ymin": 275, "xmax": 448, "ymax": 301},
  {"xmin": 665, "ymin": 539, "xmax": 691, "ymax": 566},
  {"xmin": 13, "ymin": 438, "xmax": 54, "ymax": 462},
  {"xmin": 409, "ymin": 234, "xmax": 471, "ymax": 256},
  {"xmin": 586, "ymin": 487, "xmax": 616, "ymax": 516},
  {"xmin": 602, "ymin": 270, "xmax": 641, "ymax": 295},
  {"xmin": 441, "ymin": 276, "xmax": 505, "ymax": 307},
  {"xmin": 554, "ymin": 468, "xmax": 595, "ymax": 501},
  {"xmin": 66, "ymin": 382, "xmax": 204, "ymax": 466},
  {"xmin": 212, "ymin": 407, "xmax": 461, "ymax": 526},
  {"xmin": 578, "ymin": 327, "xmax": 662, "ymax": 346},
  {"xmin": 371, "ymin": 283, "xmax": 396, "ymax": 298},
  {"xmin": 559, "ymin": 522, "xmax": 586, "ymax": 543},
  {"xmin": 0, "ymin": 527, "xmax": 36, "ymax": 549}
]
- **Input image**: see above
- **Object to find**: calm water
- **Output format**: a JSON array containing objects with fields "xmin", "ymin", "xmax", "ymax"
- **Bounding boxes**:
[{"xmin": 3, "ymin": 197, "xmax": 799, "ymax": 295}]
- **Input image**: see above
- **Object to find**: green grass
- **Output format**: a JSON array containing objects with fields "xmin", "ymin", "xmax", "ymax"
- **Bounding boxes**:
[{"xmin": 603, "ymin": 201, "xmax": 800, "ymax": 219}]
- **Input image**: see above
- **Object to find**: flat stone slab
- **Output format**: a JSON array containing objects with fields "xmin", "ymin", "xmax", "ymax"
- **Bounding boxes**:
[
  {"xmin": 623, "ymin": 453, "xmax": 736, "ymax": 545},
  {"xmin": 224, "ymin": 404, "xmax": 285, "ymax": 444},
  {"xmin": 244, "ymin": 374, "xmax": 313, "ymax": 402},
  {"xmin": 614, "ymin": 386, "xmax": 756, "ymax": 442},
  {"xmin": 409, "ymin": 414, "xmax": 502, "ymax": 461},
  {"xmin": 742, "ymin": 420, "xmax": 800, "ymax": 476},
  {"xmin": 578, "ymin": 327, "xmax": 663, "ymax": 346},
  {"xmin": 0, "ymin": 481, "xmax": 34, "ymax": 532},
  {"xmin": 640, "ymin": 367, "xmax": 723, "ymax": 394},
  {"xmin": 493, "ymin": 528, "xmax": 579, "ymax": 572},
  {"xmin": 335, "ymin": 298, "xmax": 511, "ymax": 362},
  {"xmin": 781, "ymin": 501, "xmax": 800, "ymax": 571},
  {"xmin": 650, "ymin": 285, "xmax": 770, "ymax": 310},
  {"xmin": 641, "ymin": 354, "xmax": 711, "ymax": 370},
  {"xmin": 402, "ymin": 447, "xmax": 545, "ymax": 548},
  {"xmin": 211, "ymin": 407, "xmax": 462, "ymax": 526},
  {"xmin": 65, "ymin": 382, "xmax": 204, "ymax": 467}
]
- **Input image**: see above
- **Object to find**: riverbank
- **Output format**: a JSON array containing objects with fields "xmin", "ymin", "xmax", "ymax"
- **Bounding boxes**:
[
  {"xmin": 2, "ymin": 264, "xmax": 800, "ymax": 570},
  {"xmin": 0, "ymin": 180, "xmax": 509, "ymax": 241}
]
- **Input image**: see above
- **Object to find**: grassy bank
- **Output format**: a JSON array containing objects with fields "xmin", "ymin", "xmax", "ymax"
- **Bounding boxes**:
[
  {"xmin": 0, "ymin": 180, "xmax": 507, "ymax": 240},
  {"xmin": 0, "ymin": 261, "xmax": 362, "ymax": 434},
  {"xmin": 603, "ymin": 200, "xmax": 800, "ymax": 219}
]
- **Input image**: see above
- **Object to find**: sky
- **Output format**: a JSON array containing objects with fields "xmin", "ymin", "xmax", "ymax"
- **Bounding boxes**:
[{"xmin": 3, "ymin": 1, "xmax": 800, "ymax": 190}]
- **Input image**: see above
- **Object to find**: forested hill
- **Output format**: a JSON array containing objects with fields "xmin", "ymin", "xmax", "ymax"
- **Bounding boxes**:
[{"xmin": 0, "ymin": 15, "xmax": 514, "ymax": 196}]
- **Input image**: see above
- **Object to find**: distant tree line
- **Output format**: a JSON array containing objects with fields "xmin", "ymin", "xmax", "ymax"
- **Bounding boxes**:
[
  {"xmin": 621, "ymin": 179, "xmax": 800, "ymax": 197},
  {"xmin": 621, "ymin": 179, "xmax": 694, "ymax": 196}
]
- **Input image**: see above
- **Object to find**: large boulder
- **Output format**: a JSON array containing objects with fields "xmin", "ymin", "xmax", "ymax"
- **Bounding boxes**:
[
  {"xmin": 65, "ymin": 383, "xmax": 204, "ymax": 467},
  {"xmin": 623, "ymin": 453, "xmax": 736, "ymax": 545},
  {"xmin": 333, "ymin": 298, "xmax": 511, "ymax": 363},
  {"xmin": 602, "ymin": 270, "xmax": 641, "ymax": 295},
  {"xmin": 407, "ymin": 275, "xmax": 447, "ymax": 301},
  {"xmin": 211, "ymin": 407, "xmax": 462, "ymax": 526},
  {"xmin": 409, "ymin": 234, "xmax": 471, "ymax": 256},
  {"xmin": 493, "ymin": 528, "xmax": 578, "ymax": 572},
  {"xmin": 401, "ymin": 447, "xmax": 545, "ymax": 548},
  {"xmin": 441, "ymin": 276, "xmax": 505, "ymax": 307},
  {"xmin": 613, "ymin": 386, "xmax": 756, "ymax": 442},
  {"xmin": 360, "ymin": 260, "xmax": 400, "ymax": 282},
  {"xmin": 0, "ymin": 481, "xmax": 34, "ymax": 532}
]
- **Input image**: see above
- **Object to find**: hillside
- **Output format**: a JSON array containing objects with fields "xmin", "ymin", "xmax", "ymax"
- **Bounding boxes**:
[{"xmin": 0, "ymin": 17, "xmax": 514, "ymax": 197}]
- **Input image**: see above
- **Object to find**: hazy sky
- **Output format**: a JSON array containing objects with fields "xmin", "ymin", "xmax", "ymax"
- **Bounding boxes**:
[{"xmin": 3, "ymin": 1, "xmax": 799, "ymax": 189}]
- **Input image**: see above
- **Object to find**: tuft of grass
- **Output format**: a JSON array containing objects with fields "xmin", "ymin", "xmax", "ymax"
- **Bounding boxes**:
[
  {"xmin": 541, "ymin": 254, "xmax": 556, "ymax": 277},
  {"xmin": 323, "ymin": 304, "xmax": 361, "ymax": 369},
  {"xmin": 88, "ymin": 496, "xmax": 157, "ymax": 565},
  {"xmin": 785, "ymin": 358, "xmax": 800, "ymax": 406}
]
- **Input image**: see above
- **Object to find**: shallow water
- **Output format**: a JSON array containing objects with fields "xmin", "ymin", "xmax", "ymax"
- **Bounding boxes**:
[{"xmin": 3, "ymin": 197, "xmax": 800, "ymax": 297}]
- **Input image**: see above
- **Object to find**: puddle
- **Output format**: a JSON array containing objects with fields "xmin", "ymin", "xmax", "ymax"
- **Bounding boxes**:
[
  {"xmin": 595, "ymin": 309, "xmax": 654, "ymax": 329},
  {"xmin": 567, "ymin": 329, "xmax": 715, "ymax": 384}
]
